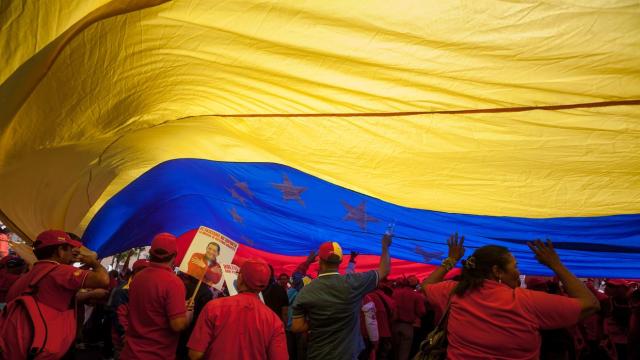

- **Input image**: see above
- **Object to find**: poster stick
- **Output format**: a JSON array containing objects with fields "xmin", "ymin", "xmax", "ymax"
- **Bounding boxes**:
[{"xmin": 188, "ymin": 265, "xmax": 208, "ymax": 308}]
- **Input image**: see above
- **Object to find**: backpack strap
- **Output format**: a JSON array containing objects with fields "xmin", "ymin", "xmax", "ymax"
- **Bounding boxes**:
[
  {"xmin": 434, "ymin": 292, "xmax": 454, "ymax": 330},
  {"xmin": 21, "ymin": 263, "xmax": 59, "ymax": 359},
  {"xmin": 18, "ymin": 295, "xmax": 49, "ymax": 360}
]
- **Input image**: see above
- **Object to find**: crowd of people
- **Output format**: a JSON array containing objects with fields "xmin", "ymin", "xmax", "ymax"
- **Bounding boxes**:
[{"xmin": 0, "ymin": 228, "xmax": 638, "ymax": 360}]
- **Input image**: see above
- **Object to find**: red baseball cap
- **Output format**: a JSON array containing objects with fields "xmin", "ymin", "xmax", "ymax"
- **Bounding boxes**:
[
  {"xmin": 240, "ymin": 258, "xmax": 271, "ymax": 291},
  {"xmin": 318, "ymin": 241, "xmax": 343, "ymax": 264},
  {"xmin": 150, "ymin": 233, "xmax": 177, "ymax": 258},
  {"xmin": 34, "ymin": 230, "xmax": 82, "ymax": 250},
  {"xmin": 132, "ymin": 259, "xmax": 150, "ymax": 273}
]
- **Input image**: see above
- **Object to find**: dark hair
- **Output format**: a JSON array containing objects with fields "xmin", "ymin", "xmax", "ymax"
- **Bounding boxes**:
[
  {"xmin": 207, "ymin": 242, "xmax": 220, "ymax": 252},
  {"xmin": 278, "ymin": 273, "xmax": 289, "ymax": 279},
  {"xmin": 109, "ymin": 270, "xmax": 119, "ymax": 278},
  {"xmin": 453, "ymin": 245, "xmax": 511, "ymax": 297},
  {"xmin": 149, "ymin": 250, "xmax": 175, "ymax": 263},
  {"xmin": 34, "ymin": 244, "xmax": 71, "ymax": 260}
]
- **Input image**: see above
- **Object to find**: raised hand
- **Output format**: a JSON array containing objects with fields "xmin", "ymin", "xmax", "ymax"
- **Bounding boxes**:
[
  {"xmin": 382, "ymin": 232, "xmax": 392, "ymax": 248},
  {"xmin": 349, "ymin": 250, "xmax": 359, "ymax": 263},
  {"xmin": 527, "ymin": 239, "xmax": 562, "ymax": 270},
  {"xmin": 72, "ymin": 246, "xmax": 99, "ymax": 266},
  {"xmin": 447, "ymin": 232, "xmax": 465, "ymax": 261},
  {"xmin": 305, "ymin": 250, "xmax": 318, "ymax": 264}
]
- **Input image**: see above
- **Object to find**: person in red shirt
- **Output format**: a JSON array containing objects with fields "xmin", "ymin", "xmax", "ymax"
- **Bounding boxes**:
[
  {"xmin": 392, "ymin": 279, "xmax": 426, "ymax": 360},
  {"xmin": 120, "ymin": 233, "xmax": 188, "ymax": 360},
  {"xmin": 421, "ymin": 233, "xmax": 600, "ymax": 360},
  {"xmin": 187, "ymin": 258, "xmax": 288, "ymax": 360},
  {"xmin": 0, "ymin": 230, "xmax": 110, "ymax": 359},
  {"xmin": 187, "ymin": 242, "xmax": 223, "ymax": 287},
  {"xmin": 107, "ymin": 259, "xmax": 150, "ymax": 356},
  {"xmin": 370, "ymin": 282, "xmax": 396, "ymax": 360}
]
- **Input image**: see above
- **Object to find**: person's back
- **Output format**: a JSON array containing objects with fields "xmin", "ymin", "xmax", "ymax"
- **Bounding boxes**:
[
  {"xmin": 393, "ymin": 286, "xmax": 425, "ymax": 324},
  {"xmin": 121, "ymin": 263, "xmax": 186, "ymax": 359},
  {"xmin": 421, "ymin": 236, "xmax": 599, "ymax": 360},
  {"xmin": 189, "ymin": 293, "xmax": 286, "ymax": 360},
  {"xmin": 427, "ymin": 280, "xmax": 582, "ymax": 360},
  {"xmin": 120, "ymin": 233, "xmax": 187, "ymax": 360},
  {"xmin": 187, "ymin": 259, "xmax": 287, "ymax": 360},
  {"xmin": 291, "ymin": 237, "xmax": 391, "ymax": 360},
  {"xmin": 392, "ymin": 285, "xmax": 425, "ymax": 360},
  {"xmin": 296, "ymin": 271, "xmax": 378, "ymax": 359}
]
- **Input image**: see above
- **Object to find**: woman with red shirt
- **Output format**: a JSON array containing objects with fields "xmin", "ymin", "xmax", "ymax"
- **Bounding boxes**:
[{"xmin": 422, "ymin": 234, "xmax": 600, "ymax": 360}]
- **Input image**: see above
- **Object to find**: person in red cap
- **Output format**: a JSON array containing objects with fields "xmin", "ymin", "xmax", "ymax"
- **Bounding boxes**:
[
  {"xmin": 120, "ymin": 233, "xmax": 188, "ymax": 360},
  {"xmin": 107, "ymin": 259, "xmax": 150, "ymax": 357},
  {"xmin": 290, "ymin": 234, "xmax": 391, "ymax": 360},
  {"xmin": 187, "ymin": 258, "xmax": 287, "ymax": 360},
  {"xmin": 0, "ymin": 229, "xmax": 110, "ymax": 358}
]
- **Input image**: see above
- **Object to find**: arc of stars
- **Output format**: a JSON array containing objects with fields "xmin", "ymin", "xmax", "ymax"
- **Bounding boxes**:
[
  {"xmin": 227, "ymin": 187, "xmax": 247, "ymax": 206},
  {"xmin": 229, "ymin": 207, "xmax": 244, "ymax": 223},
  {"xmin": 231, "ymin": 175, "xmax": 254, "ymax": 199}
]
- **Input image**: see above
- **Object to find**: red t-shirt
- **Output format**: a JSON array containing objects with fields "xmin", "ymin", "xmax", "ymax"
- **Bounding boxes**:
[
  {"xmin": 187, "ymin": 292, "xmax": 287, "ymax": 360},
  {"xmin": 424, "ymin": 280, "xmax": 582, "ymax": 360},
  {"xmin": 370, "ymin": 289, "xmax": 396, "ymax": 338},
  {"xmin": 1, "ymin": 261, "xmax": 89, "ymax": 358},
  {"xmin": 393, "ymin": 287, "xmax": 426, "ymax": 324},
  {"xmin": 120, "ymin": 263, "xmax": 186, "ymax": 360}
]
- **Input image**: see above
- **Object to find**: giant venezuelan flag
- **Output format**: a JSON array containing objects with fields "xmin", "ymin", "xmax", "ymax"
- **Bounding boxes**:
[{"xmin": 0, "ymin": 0, "xmax": 639, "ymax": 278}]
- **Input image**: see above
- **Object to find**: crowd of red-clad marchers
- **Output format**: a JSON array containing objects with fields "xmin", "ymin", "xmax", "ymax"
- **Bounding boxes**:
[{"xmin": 0, "ymin": 229, "xmax": 638, "ymax": 360}]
